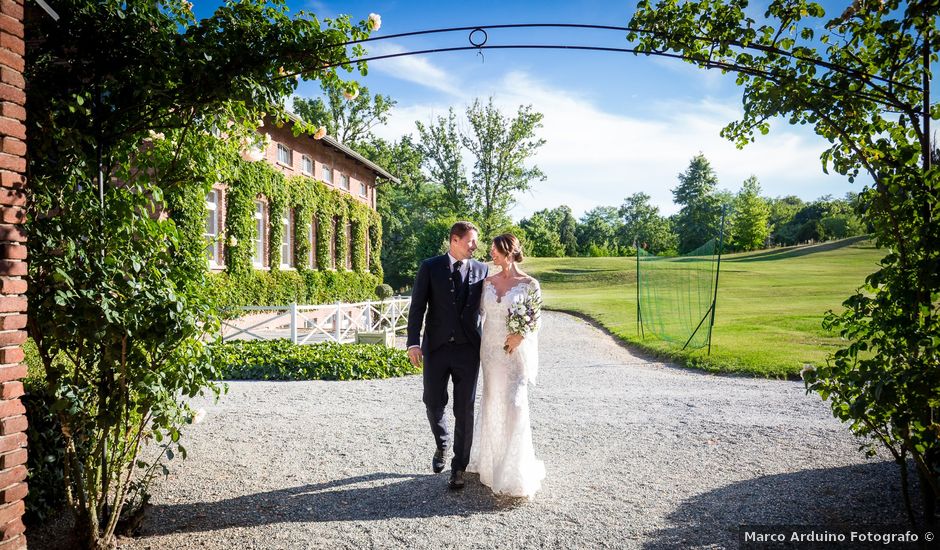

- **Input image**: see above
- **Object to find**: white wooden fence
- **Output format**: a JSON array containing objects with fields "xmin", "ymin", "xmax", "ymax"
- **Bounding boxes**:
[{"xmin": 220, "ymin": 296, "xmax": 411, "ymax": 345}]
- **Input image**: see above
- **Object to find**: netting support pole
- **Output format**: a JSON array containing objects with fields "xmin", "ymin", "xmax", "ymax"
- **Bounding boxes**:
[
  {"xmin": 635, "ymin": 240, "xmax": 644, "ymax": 339},
  {"xmin": 683, "ymin": 304, "xmax": 713, "ymax": 350},
  {"xmin": 706, "ymin": 208, "xmax": 727, "ymax": 355}
]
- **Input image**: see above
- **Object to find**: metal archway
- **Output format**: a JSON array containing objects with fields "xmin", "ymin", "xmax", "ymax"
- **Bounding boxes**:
[{"xmin": 283, "ymin": 23, "xmax": 916, "ymax": 109}]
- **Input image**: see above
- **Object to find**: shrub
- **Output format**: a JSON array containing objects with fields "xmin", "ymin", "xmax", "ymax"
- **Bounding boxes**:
[
  {"xmin": 208, "ymin": 270, "xmax": 381, "ymax": 317},
  {"xmin": 21, "ymin": 340, "xmax": 66, "ymax": 525},
  {"xmin": 215, "ymin": 340, "xmax": 418, "ymax": 381},
  {"xmin": 375, "ymin": 284, "xmax": 394, "ymax": 300}
]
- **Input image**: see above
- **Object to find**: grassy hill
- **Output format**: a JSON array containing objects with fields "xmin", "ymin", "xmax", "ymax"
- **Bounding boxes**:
[{"xmin": 523, "ymin": 237, "xmax": 883, "ymax": 378}]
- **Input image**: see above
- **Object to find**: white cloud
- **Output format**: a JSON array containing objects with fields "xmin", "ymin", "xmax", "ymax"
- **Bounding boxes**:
[
  {"xmin": 374, "ymin": 69, "xmax": 859, "ymax": 221},
  {"xmin": 366, "ymin": 43, "xmax": 463, "ymax": 96}
]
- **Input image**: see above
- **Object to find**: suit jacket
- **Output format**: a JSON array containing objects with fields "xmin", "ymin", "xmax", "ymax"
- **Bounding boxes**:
[{"xmin": 407, "ymin": 255, "xmax": 488, "ymax": 353}]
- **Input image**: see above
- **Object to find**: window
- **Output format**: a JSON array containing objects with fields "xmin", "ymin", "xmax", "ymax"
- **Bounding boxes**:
[
  {"xmin": 205, "ymin": 190, "xmax": 221, "ymax": 265},
  {"xmin": 322, "ymin": 164, "xmax": 333, "ymax": 185},
  {"xmin": 359, "ymin": 181, "xmax": 368, "ymax": 197},
  {"xmin": 280, "ymin": 208, "xmax": 293, "ymax": 268},
  {"xmin": 308, "ymin": 218, "xmax": 317, "ymax": 268},
  {"xmin": 253, "ymin": 200, "xmax": 265, "ymax": 267},
  {"xmin": 277, "ymin": 143, "xmax": 292, "ymax": 166},
  {"xmin": 340, "ymin": 173, "xmax": 350, "ymax": 190},
  {"xmin": 302, "ymin": 155, "xmax": 313, "ymax": 175}
]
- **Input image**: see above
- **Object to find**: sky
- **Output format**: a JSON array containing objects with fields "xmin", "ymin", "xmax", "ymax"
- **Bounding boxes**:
[{"xmin": 194, "ymin": 1, "xmax": 933, "ymax": 221}]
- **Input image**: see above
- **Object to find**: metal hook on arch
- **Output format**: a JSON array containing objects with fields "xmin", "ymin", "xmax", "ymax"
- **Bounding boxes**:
[{"xmin": 469, "ymin": 27, "xmax": 487, "ymax": 63}]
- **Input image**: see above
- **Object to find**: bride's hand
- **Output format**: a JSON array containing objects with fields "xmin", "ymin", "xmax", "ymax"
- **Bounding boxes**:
[{"xmin": 503, "ymin": 333, "xmax": 524, "ymax": 354}]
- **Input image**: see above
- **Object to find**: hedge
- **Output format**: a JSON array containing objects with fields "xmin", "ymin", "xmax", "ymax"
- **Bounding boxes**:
[{"xmin": 214, "ymin": 339, "xmax": 418, "ymax": 381}]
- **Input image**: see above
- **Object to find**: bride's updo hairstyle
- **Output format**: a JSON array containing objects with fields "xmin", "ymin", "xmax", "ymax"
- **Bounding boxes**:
[{"xmin": 492, "ymin": 233, "xmax": 524, "ymax": 263}]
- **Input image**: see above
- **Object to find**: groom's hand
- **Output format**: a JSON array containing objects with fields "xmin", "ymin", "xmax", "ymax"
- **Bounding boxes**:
[{"xmin": 408, "ymin": 346, "xmax": 423, "ymax": 369}]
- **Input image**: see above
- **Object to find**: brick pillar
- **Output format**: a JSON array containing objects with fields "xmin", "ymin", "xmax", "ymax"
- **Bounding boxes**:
[{"xmin": 0, "ymin": 0, "xmax": 27, "ymax": 548}]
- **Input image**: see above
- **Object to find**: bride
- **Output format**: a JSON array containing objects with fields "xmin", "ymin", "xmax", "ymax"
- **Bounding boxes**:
[{"xmin": 467, "ymin": 233, "xmax": 545, "ymax": 498}]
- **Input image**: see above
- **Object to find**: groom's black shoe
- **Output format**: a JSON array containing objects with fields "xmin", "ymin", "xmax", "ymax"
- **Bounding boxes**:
[
  {"xmin": 448, "ymin": 470, "xmax": 466, "ymax": 491},
  {"xmin": 432, "ymin": 448, "xmax": 446, "ymax": 473}
]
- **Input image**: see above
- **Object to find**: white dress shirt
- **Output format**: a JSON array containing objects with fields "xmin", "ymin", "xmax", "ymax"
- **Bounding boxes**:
[{"xmin": 447, "ymin": 253, "xmax": 470, "ymax": 280}]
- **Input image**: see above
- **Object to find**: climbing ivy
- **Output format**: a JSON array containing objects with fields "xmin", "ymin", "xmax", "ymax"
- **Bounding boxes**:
[{"xmin": 172, "ymin": 155, "xmax": 383, "ymax": 306}]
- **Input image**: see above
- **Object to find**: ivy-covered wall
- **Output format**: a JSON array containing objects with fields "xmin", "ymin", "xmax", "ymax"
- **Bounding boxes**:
[{"xmin": 171, "ymin": 158, "xmax": 383, "ymax": 308}]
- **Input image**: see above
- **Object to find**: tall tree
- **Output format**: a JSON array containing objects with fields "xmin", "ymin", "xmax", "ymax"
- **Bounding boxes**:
[
  {"xmin": 359, "ymin": 136, "xmax": 442, "ymax": 289},
  {"xmin": 293, "ymin": 80, "xmax": 395, "ymax": 149},
  {"xmin": 557, "ymin": 206, "xmax": 579, "ymax": 256},
  {"xmin": 618, "ymin": 192, "xmax": 678, "ymax": 254},
  {"xmin": 671, "ymin": 153, "xmax": 723, "ymax": 253},
  {"xmin": 631, "ymin": 0, "xmax": 940, "ymax": 520},
  {"xmin": 729, "ymin": 176, "xmax": 771, "ymax": 251},
  {"xmin": 415, "ymin": 108, "xmax": 471, "ymax": 217},
  {"xmin": 462, "ymin": 98, "xmax": 547, "ymax": 237},
  {"xmin": 25, "ymin": 1, "xmax": 375, "ymax": 546}
]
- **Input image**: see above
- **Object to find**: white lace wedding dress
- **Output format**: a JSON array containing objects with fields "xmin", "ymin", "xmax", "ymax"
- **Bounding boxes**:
[{"xmin": 467, "ymin": 279, "xmax": 545, "ymax": 498}]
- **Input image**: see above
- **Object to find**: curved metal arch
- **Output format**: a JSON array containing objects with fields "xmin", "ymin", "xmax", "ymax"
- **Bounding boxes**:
[{"xmin": 307, "ymin": 23, "xmax": 916, "ymax": 94}]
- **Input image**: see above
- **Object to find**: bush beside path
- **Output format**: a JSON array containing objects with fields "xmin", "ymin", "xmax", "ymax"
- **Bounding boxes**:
[{"xmin": 37, "ymin": 311, "xmax": 914, "ymax": 549}]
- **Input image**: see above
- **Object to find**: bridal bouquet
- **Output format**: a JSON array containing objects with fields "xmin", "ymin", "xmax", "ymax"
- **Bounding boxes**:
[{"xmin": 506, "ymin": 286, "xmax": 542, "ymax": 337}]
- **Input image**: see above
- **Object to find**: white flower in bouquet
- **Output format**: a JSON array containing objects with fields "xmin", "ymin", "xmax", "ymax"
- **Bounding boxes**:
[{"xmin": 505, "ymin": 286, "xmax": 542, "ymax": 337}]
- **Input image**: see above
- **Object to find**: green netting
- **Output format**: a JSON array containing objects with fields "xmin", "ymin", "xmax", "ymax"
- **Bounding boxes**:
[{"xmin": 637, "ymin": 239, "xmax": 719, "ymax": 349}]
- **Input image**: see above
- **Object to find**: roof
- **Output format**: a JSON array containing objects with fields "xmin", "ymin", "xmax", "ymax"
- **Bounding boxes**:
[{"xmin": 282, "ymin": 112, "xmax": 400, "ymax": 185}]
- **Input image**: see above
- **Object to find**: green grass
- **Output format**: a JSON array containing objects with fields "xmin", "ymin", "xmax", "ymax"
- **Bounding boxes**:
[{"xmin": 523, "ymin": 237, "xmax": 883, "ymax": 378}]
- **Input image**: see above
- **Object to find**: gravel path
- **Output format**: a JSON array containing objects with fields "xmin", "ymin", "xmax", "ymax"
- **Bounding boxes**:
[{"xmin": 38, "ymin": 311, "xmax": 916, "ymax": 549}]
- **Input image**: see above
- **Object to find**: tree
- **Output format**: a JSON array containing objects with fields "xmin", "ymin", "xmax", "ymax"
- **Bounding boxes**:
[
  {"xmin": 519, "ymin": 206, "xmax": 577, "ymax": 256},
  {"xmin": 818, "ymin": 193, "xmax": 867, "ymax": 240},
  {"xmin": 359, "ymin": 136, "xmax": 439, "ymax": 289},
  {"xmin": 671, "ymin": 154, "xmax": 723, "ymax": 253},
  {"xmin": 519, "ymin": 211, "xmax": 565, "ymax": 257},
  {"xmin": 618, "ymin": 192, "xmax": 678, "ymax": 254},
  {"xmin": 292, "ymin": 80, "xmax": 395, "ymax": 149},
  {"xmin": 729, "ymin": 176, "xmax": 771, "ymax": 251},
  {"xmin": 415, "ymin": 108, "xmax": 471, "ymax": 217},
  {"xmin": 462, "ymin": 98, "xmax": 547, "ymax": 237},
  {"xmin": 576, "ymin": 206, "xmax": 624, "ymax": 256},
  {"xmin": 767, "ymin": 195, "xmax": 806, "ymax": 245},
  {"xmin": 631, "ymin": 0, "xmax": 939, "ymax": 523},
  {"xmin": 558, "ymin": 206, "xmax": 579, "ymax": 256},
  {"xmin": 26, "ymin": 1, "xmax": 375, "ymax": 547},
  {"xmin": 414, "ymin": 99, "xmax": 547, "ymax": 240}
]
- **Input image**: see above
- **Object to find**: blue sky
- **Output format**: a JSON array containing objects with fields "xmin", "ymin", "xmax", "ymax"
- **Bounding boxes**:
[{"xmin": 195, "ymin": 1, "xmax": 931, "ymax": 220}]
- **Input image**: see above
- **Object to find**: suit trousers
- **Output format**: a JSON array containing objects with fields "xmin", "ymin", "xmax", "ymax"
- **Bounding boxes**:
[{"xmin": 423, "ymin": 341, "xmax": 480, "ymax": 472}]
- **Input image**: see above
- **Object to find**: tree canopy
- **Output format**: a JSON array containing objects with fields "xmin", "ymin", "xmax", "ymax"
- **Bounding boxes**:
[
  {"xmin": 630, "ymin": 0, "xmax": 939, "ymax": 523},
  {"xmin": 25, "ymin": 1, "xmax": 377, "ymax": 546}
]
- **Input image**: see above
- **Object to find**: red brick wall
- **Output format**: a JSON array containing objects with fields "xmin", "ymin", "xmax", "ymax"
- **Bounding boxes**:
[
  {"xmin": 261, "ymin": 122, "xmax": 378, "ymax": 209},
  {"xmin": 0, "ymin": 0, "xmax": 27, "ymax": 546}
]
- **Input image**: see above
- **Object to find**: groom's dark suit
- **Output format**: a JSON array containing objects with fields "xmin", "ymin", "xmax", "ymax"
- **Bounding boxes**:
[{"xmin": 407, "ymin": 254, "xmax": 488, "ymax": 472}]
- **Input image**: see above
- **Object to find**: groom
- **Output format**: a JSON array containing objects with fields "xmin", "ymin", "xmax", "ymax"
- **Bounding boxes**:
[{"xmin": 407, "ymin": 221, "xmax": 488, "ymax": 490}]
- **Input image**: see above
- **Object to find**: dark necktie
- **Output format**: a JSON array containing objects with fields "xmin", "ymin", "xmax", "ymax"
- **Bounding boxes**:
[{"xmin": 452, "ymin": 260, "xmax": 464, "ymax": 288}]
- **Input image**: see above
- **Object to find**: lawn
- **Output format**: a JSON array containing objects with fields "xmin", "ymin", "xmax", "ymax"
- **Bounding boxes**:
[{"xmin": 523, "ymin": 237, "xmax": 883, "ymax": 378}]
